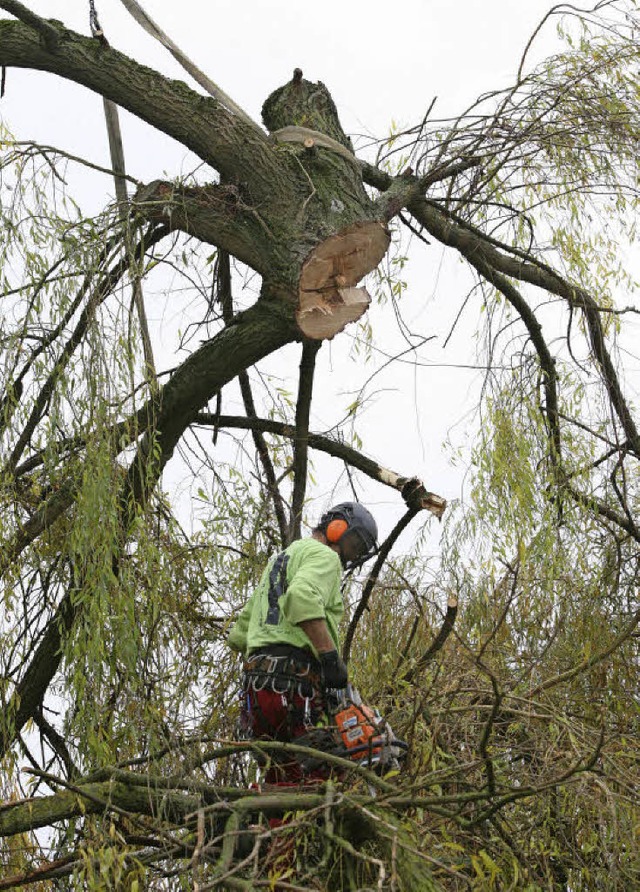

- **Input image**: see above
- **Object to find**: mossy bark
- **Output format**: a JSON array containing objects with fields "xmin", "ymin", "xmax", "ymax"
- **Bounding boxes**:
[{"xmin": 0, "ymin": 22, "xmax": 390, "ymax": 338}]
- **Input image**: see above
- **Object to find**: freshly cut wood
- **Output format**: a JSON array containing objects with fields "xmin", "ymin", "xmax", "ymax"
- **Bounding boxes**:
[
  {"xmin": 297, "ymin": 221, "xmax": 390, "ymax": 339},
  {"xmin": 297, "ymin": 286, "xmax": 370, "ymax": 340}
]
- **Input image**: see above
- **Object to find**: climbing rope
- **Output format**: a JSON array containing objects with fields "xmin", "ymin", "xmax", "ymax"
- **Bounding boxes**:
[{"xmin": 88, "ymin": 0, "xmax": 103, "ymax": 38}]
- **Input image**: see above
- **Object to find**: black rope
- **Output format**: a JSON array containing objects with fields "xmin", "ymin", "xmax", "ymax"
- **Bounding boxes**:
[{"xmin": 88, "ymin": 0, "xmax": 103, "ymax": 38}]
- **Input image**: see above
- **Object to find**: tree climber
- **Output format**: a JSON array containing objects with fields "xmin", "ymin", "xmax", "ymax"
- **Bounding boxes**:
[{"xmin": 228, "ymin": 502, "xmax": 379, "ymax": 784}]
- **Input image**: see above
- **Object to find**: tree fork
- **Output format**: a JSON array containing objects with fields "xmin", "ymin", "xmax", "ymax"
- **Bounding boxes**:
[{"xmin": 0, "ymin": 16, "xmax": 392, "ymax": 340}]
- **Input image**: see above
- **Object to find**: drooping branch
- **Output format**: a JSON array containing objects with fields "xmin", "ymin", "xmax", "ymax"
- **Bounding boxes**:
[
  {"xmin": 287, "ymin": 340, "xmax": 321, "ymax": 544},
  {"xmin": 469, "ymin": 259, "xmax": 562, "ymax": 467},
  {"xmin": 2, "ymin": 223, "xmax": 167, "ymax": 475},
  {"xmin": 361, "ymin": 158, "xmax": 639, "ymax": 456},
  {"xmin": 0, "ymin": 300, "xmax": 299, "ymax": 759},
  {"xmin": 195, "ymin": 413, "xmax": 447, "ymax": 516},
  {"xmin": 0, "ymin": 244, "xmax": 112, "ymax": 443},
  {"xmin": 406, "ymin": 193, "xmax": 638, "ymax": 457}
]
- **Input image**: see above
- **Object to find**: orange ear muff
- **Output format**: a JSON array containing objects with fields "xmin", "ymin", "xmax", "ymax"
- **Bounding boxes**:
[{"xmin": 326, "ymin": 518, "xmax": 348, "ymax": 543}]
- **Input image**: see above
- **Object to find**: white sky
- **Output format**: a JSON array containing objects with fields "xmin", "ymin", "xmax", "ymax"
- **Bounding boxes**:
[{"xmin": 0, "ymin": 1, "xmax": 593, "ymax": 553}]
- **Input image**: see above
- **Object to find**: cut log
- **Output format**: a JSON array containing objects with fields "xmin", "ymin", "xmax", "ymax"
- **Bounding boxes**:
[{"xmin": 297, "ymin": 220, "xmax": 390, "ymax": 339}]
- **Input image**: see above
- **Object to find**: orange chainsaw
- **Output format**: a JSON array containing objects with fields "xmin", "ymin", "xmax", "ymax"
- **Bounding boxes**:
[{"xmin": 327, "ymin": 684, "xmax": 407, "ymax": 772}]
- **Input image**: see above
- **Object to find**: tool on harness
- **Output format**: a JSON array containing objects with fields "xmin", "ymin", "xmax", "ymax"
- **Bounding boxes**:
[{"xmin": 243, "ymin": 647, "xmax": 322, "ymax": 699}]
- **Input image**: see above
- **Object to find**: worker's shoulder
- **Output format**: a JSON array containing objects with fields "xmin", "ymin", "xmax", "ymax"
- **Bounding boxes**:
[{"xmin": 286, "ymin": 537, "xmax": 340, "ymax": 567}]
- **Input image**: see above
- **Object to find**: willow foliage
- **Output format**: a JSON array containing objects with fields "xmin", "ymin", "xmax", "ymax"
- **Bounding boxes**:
[{"xmin": 0, "ymin": 2, "xmax": 639, "ymax": 890}]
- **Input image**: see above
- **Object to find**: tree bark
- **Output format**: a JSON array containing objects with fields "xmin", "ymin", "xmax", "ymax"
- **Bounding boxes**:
[{"xmin": 0, "ymin": 18, "xmax": 391, "ymax": 340}]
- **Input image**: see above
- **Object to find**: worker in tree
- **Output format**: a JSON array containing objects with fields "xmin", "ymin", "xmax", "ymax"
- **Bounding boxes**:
[{"xmin": 228, "ymin": 502, "xmax": 378, "ymax": 784}]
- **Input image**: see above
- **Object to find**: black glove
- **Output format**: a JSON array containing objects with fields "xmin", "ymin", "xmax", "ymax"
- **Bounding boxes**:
[{"xmin": 319, "ymin": 650, "xmax": 348, "ymax": 690}]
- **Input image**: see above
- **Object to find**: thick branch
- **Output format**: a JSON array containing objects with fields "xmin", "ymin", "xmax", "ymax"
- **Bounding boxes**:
[
  {"xmin": 195, "ymin": 413, "xmax": 446, "ymax": 514},
  {"xmin": 0, "ymin": 1, "xmax": 58, "ymax": 48},
  {"xmin": 0, "ymin": 780, "xmax": 204, "ymax": 837},
  {"xmin": 0, "ymin": 18, "xmax": 281, "ymax": 198},
  {"xmin": 132, "ymin": 181, "xmax": 270, "ymax": 274}
]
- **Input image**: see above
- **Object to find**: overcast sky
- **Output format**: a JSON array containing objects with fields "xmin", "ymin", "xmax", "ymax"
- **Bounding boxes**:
[{"xmin": 1, "ymin": 2, "xmax": 581, "ymax": 550}]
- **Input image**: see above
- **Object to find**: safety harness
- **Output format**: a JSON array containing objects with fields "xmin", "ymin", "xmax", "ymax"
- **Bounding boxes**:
[
  {"xmin": 243, "ymin": 549, "xmax": 407, "ymax": 775},
  {"xmin": 243, "ymin": 645, "xmax": 322, "ymax": 699}
]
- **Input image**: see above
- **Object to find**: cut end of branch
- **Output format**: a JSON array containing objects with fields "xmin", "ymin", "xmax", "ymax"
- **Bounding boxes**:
[
  {"xmin": 422, "ymin": 493, "xmax": 447, "ymax": 519},
  {"xmin": 297, "ymin": 285, "xmax": 371, "ymax": 339},
  {"xmin": 297, "ymin": 221, "xmax": 389, "ymax": 340},
  {"xmin": 400, "ymin": 476, "xmax": 447, "ymax": 519}
]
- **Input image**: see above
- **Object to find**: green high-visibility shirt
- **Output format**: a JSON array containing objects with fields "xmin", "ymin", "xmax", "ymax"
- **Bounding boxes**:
[{"xmin": 227, "ymin": 538, "xmax": 343, "ymax": 657}]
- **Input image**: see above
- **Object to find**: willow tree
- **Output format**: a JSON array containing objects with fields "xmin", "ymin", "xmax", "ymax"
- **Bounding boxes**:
[{"xmin": 0, "ymin": 0, "xmax": 638, "ymax": 889}]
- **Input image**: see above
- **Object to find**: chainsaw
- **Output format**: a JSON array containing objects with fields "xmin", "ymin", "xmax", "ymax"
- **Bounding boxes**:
[
  {"xmin": 295, "ymin": 683, "xmax": 407, "ymax": 776},
  {"xmin": 327, "ymin": 683, "xmax": 407, "ymax": 772}
]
